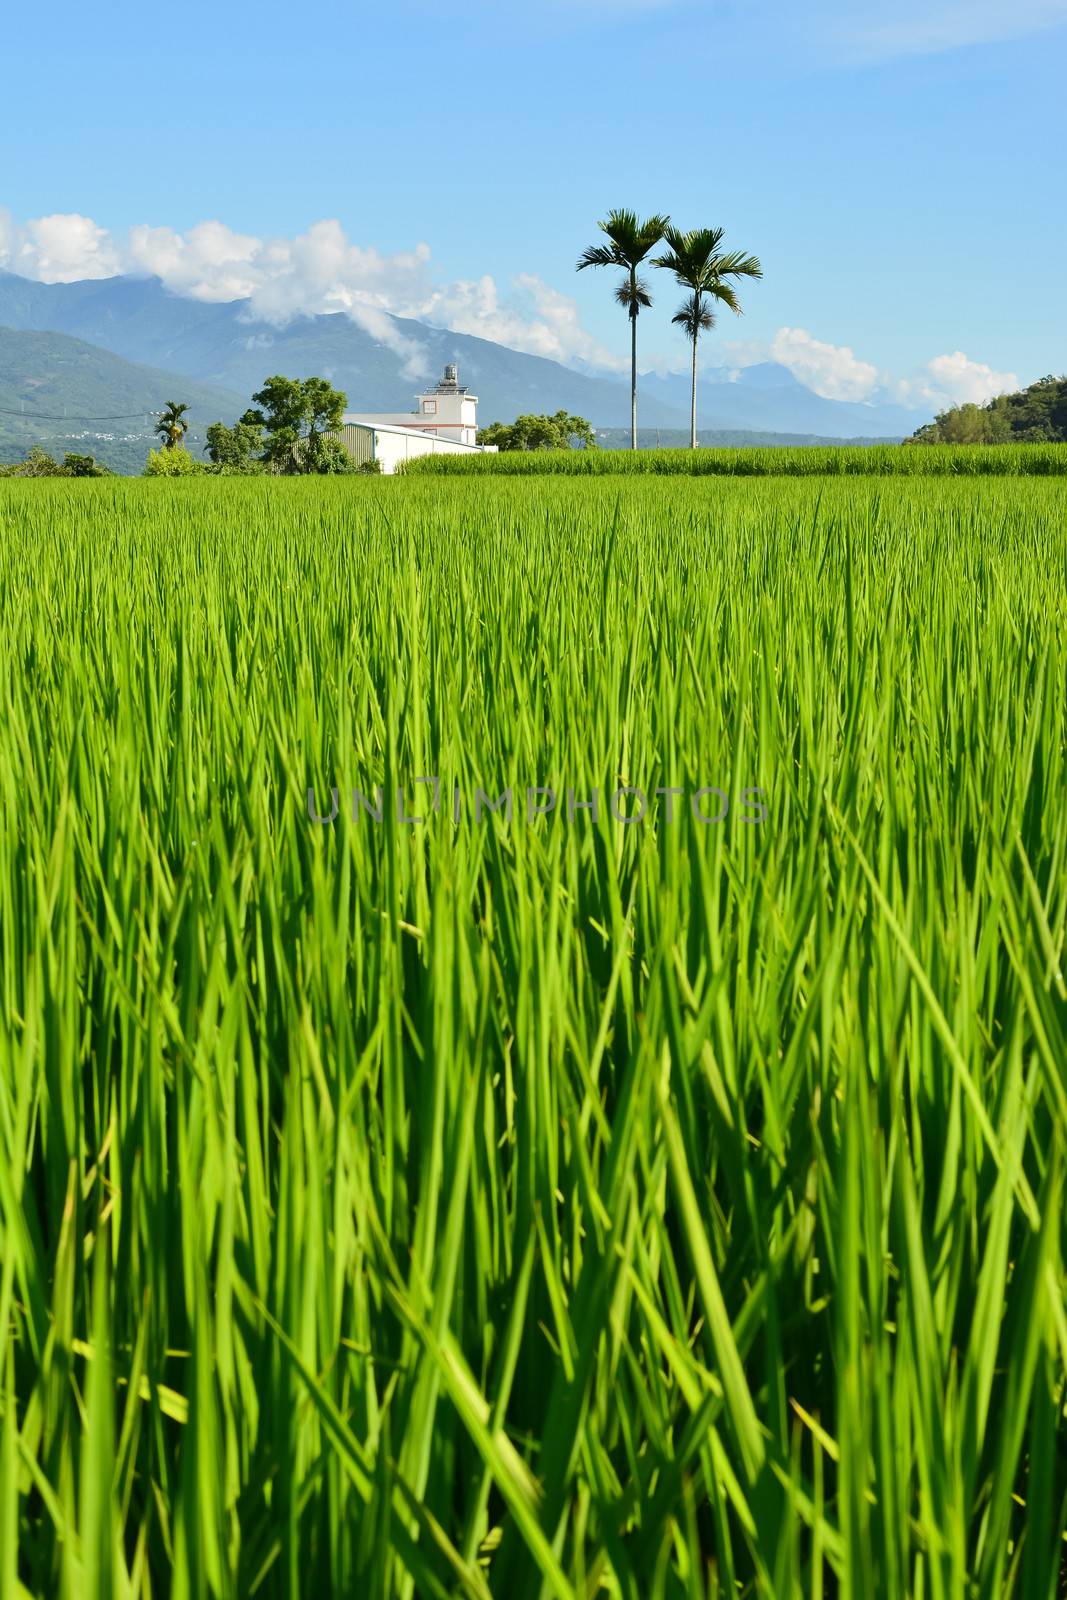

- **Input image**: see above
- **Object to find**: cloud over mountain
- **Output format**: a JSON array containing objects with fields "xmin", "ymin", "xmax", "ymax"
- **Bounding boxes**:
[
  {"xmin": 0, "ymin": 207, "xmax": 1027, "ymax": 412},
  {"xmin": 0, "ymin": 209, "xmax": 619, "ymax": 377}
]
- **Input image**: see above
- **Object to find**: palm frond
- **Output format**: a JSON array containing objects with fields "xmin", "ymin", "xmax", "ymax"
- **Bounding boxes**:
[
  {"xmin": 576, "ymin": 243, "xmax": 622, "ymax": 272},
  {"xmin": 672, "ymin": 293, "xmax": 716, "ymax": 339},
  {"xmin": 704, "ymin": 280, "xmax": 742, "ymax": 315},
  {"xmin": 652, "ymin": 224, "xmax": 763, "ymax": 314},
  {"xmin": 614, "ymin": 277, "xmax": 653, "ymax": 317},
  {"xmin": 577, "ymin": 211, "xmax": 669, "ymax": 275},
  {"xmin": 653, "ymin": 224, "xmax": 727, "ymax": 274},
  {"xmin": 705, "ymin": 249, "xmax": 763, "ymax": 282}
]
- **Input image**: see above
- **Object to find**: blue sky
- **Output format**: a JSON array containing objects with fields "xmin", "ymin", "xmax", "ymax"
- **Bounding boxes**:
[{"xmin": 2, "ymin": 0, "xmax": 1065, "ymax": 409}]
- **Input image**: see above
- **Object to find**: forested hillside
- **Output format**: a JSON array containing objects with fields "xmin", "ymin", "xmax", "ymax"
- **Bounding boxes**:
[{"xmin": 906, "ymin": 374, "xmax": 1067, "ymax": 443}]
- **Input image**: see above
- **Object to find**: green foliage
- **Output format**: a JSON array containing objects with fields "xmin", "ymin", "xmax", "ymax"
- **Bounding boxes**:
[
  {"xmin": 205, "ymin": 416, "xmax": 265, "ymax": 472},
  {"xmin": 404, "ymin": 440, "xmax": 1067, "ymax": 476},
  {"xmin": 652, "ymin": 224, "xmax": 764, "ymax": 445},
  {"xmin": 670, "ymin": 290, "xmax": 716, "ymax": 341},
  {"xmin": 1, "ymin": 473, "xmax": 1067, "ymax": 1595},
  {"xmin": 578, "ymin": 209, "xmax": 670, "ymax": 448},
  {"xmin": 0, "ymin": 327, "xmax": 247, "ymax": 475},
  {"xmin": 246, "ymin": 374, "xmax": 350, "ymax": 473},
  {"xmin": 0, "ymin": 447, "xmax": 111, "ymax": 477},
  {"xmin": 62, "ymin": 453, "xmax": 110, "ymax": 477},
  {"xmin": 154, "ymin": 399, "xmax": 191, "ymax": 450},
  {"xmin": 311, "ymin": 436, "xmax": 358, "ymax": 475},
  {"xmin": 906, "ymin": 374, "xmax": 1067, "ymax": 444},
  {"xmin": 144, "ymin": 445, "xmax": 206, "ymax": 476},
  {"xmin": 356, "ymin": 456, "xmax": 383, "ymax": 475},
  {"xmin": 653, "ymin": 224, "xmax": 762, "ymax": 311},
  {"xmin": 576, "ymin": 208, "xmax": 669, "ymax": 312},
  {"xmin": 1, "ymin": 445, "xmax": 69, "ymax": 477},
  {"xmin": 477, "ymin": 410, "xmax": 597, "ymax": 451}
]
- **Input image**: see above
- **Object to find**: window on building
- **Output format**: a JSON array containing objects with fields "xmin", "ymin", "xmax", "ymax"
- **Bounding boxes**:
[{"xmin": 422, "ymin": 400, "xmax": 437, "ymax": 414}]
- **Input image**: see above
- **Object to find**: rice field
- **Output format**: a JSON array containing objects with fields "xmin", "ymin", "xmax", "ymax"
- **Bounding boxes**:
[
  {"xmin": 402, "ymin": 442, "xmax": 1067, "ymax": 476},
  {"xmin": 1, "ymin": 473, "xmax": 1067, "ymax": 1598}
]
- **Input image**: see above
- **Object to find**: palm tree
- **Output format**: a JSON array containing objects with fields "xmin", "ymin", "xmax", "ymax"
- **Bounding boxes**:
[
  {"xmin": 672, "ymin": 293, "xmax": 717, "ymax": 445},
  {"xmin": 577, "ymin": 209, "xmax": 668, "ymax": 449},
  {"xmin": 155, "ymin": 401, "xmax": 190, "ymax": 451},
  {"xmin": 653, "ymin": 227, "xmax": 763, "ymax": 448}
]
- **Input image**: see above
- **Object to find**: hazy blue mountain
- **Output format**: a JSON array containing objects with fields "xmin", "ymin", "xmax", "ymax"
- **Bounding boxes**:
[
  {"xmin": 733, "ymin": 362, "xmax": 807, "ymax": 389},
  {"xmin": 0, "ymin": 270, "xmax": 926, "ymax": 438},
  {"xmin": 0, "ymin": 325, "xmax": 246, "ymax": 473},
  {"xmin": 638, "ymin": 363, "xmax": 915, "ymax": 439},
  {"xmin": 0, "ymin": 270, "xmax": 685, "ymax": 430},
  {"xmin": 594, "ymin": 426, "xmax": 904, "ymax": 449}
]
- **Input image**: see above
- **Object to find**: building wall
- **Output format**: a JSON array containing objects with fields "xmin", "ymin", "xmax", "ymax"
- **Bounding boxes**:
[
  {"xmin": 371, "ymin": 428, "xmax": 486, "ymax": 475},
  {"xmin": 344, "ymin": 413, "xmax": 478, "ymax": 448},
  {"xmin": 335, "ymin": 423, "xmax": 496, "ymax": 475},
  {"xmin": 337, "ymin": 424, "xmax": 374, "ymax": 467},
  {"xmin": 345, "ymin": 412, "xmax": 423, "ymax": 430}
]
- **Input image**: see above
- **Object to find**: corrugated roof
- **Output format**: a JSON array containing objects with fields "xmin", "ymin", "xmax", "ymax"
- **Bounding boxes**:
[{"xmin": 340, "ymin": 419, "xmax": 486, "ymax": 448}]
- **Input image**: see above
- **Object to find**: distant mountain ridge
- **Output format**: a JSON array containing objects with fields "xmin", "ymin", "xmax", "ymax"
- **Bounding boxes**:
[
  {"xmin": 0, "ymin": 326, "xmax": 245, "ymax": 474},
  {"xmin": 638, "ymin": 363, "xmax": 915, "ymax": 438},
  {"xmin": 595, "ymin": 426, "xmax": 904, "ymax": 450},
  {"xmin": 0, "ymin": 270, "xmax": 689, "ymax": 431},
  {"xmin": 0, "ymin": 269, "xmax": 921, "ymax": 442}
]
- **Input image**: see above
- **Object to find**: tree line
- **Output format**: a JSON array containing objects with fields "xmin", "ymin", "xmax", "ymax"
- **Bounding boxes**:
[
  {"xmin": 0, "ymin": 447, "xmax": 112, "ymax": 478},
  {"xmin": 146, "ymin": 378, "xmax": 372, "ymax": 475},
  {"xmin": 905, "ymin": 375, "xmax": 1067, "ymax": 445}
]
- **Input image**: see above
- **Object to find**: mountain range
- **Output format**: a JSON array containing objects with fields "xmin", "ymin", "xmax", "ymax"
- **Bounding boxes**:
[
  {"xmin": 0, "ymin": 269, "xmax": 918, "ymax": 470},
  {"xmin": 638, "ymin": 364, "xmax": 913, "ymax": 438},
  {"xmin": 0, "ymin": 327, "xmax": 244, "ymax": 474}
]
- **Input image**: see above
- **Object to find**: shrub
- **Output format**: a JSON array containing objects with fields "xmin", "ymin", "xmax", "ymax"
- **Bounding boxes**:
[
  {"xmin": 5, "ymin": 445, "xmax": 69, "ymax": 477},
  {"xmin": 145, "ymin": 447, "xmax": 206, "ymax": 477},
  {"xmin": 63, "ymin": 453, "xmax": 110, "ymax": 477}
]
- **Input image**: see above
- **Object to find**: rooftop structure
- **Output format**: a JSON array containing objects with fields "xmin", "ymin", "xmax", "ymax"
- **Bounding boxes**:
[{"xmin": 336, "ymin": 365, "xmax": 496, "ymax": 473}]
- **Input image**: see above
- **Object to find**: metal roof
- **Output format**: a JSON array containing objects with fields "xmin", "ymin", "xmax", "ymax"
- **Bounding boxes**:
[{"xmin": 340, "ymin": 418, "xmax": 485, "ymax": 448}]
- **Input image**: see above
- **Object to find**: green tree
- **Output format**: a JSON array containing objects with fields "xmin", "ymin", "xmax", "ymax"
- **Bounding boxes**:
[
  {"xmin": 904, "ymin": 378, "xmax": 1067, "ymax": 445},
  {"xmin": 245, "ymin": 376, "xmax": 350, "ymax": 474},
  {"xmin": 478, "ymin": 411, "xmax": 597, "ymax": 451},
  {"xmin": 577, "ymin": 210, "xmax": 668, "ymax": 450},
  {"xmin": 63, "ymin": 453, "xmax": 109, "ymax": 477},
  {"xmin": 144, "ymin": 445, "xmax": 205, "ymax": 476},
  {"xmin": 12, "ymin": 445, "xmax": 67, "ymax": 477},
  {"xmin": 155, "ymin": 401, "xmax": 190, "ymax": 451},
  {"xmin": 653, "ymin": 226, "xmax": 763, "ymax": 448},
  {"xmin": 205, "ymin": 414, "xmax": 265, "ymax": 472}
]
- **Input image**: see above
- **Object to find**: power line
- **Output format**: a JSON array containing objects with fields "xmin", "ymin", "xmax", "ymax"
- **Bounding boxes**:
[{"xmin": 0, "ymin": 404, "xmax": 164, "ymax": 421}]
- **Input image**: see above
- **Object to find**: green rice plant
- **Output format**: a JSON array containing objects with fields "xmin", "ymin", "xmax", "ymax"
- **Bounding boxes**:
[
  {"xmin": 401, "ymin": 440, "xmax": 1067, "ymax": 476},
  {"xmin": 0, "ymin": 473, "xmax": 1066, "ymax": 1597}
]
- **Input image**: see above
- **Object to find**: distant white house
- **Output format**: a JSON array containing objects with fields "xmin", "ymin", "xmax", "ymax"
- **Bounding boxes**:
[{"xmin": 336, "ymin": 364, "xmax": 497, "ymax": 473}]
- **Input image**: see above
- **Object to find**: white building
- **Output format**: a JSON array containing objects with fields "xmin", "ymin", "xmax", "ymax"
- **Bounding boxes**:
[{"xmin": 337, "ymin": 364, "xmax": 497, "ymax": 473}]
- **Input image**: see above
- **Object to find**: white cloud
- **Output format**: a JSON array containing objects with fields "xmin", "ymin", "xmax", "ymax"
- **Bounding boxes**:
[
  {"xmin": 125, "ymin": 218, "xmax": 434, "ymax": 373},
  {"xmin": 0, "ymin": 210, "xmax": 1030, "ymax": 409},
  {"xmin": 895, "ymin": 351, "xmax": 1019, "ymax": 408},
  {"xmin": 0, "ymin": 208, "xmax": 617, "ymax": 376},
  {"xmin": 769, "ymin": 327, "xmax": 880, "ymax": 401},
  {"xmin": 694, "ymin": 327, "xmax": 1020, "ymax": 412},
  {"xmin": 0, "ymin": 210, "xmax": 122, "ymax": 282},
  {"xmin": 421, "ymin": 272, "xmax": 626, "ymax": 371},
  {"xmin": 126, "ymin": 220, "xmax": 264, "ymax": 302}
]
